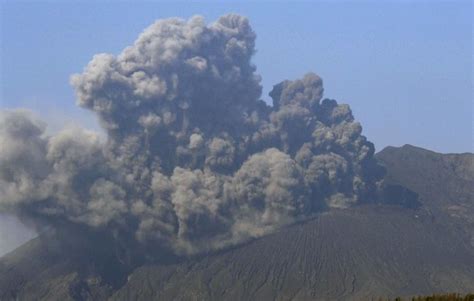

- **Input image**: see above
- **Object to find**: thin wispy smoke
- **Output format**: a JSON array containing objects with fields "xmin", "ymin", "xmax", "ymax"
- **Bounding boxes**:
[{"xmin": 0, "ymin": 14, "xmax": 384, "ymax": 255}]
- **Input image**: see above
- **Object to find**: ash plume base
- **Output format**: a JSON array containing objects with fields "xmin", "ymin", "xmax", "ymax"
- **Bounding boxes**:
[{"xmin": 0, "ymin": 14, "xmax": 385, "ymax": 255}]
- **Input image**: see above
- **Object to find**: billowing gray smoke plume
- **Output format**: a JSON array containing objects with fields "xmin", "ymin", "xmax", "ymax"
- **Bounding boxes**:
[{"xmin": 0, "ymin": 15, "xmax": 384, "ymax": 254}]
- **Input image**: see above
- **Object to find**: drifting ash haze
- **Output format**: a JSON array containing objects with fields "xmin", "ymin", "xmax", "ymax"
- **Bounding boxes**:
[{"xmin": 0, "ymin": 14, "xmax": 385, "ymax": 255}]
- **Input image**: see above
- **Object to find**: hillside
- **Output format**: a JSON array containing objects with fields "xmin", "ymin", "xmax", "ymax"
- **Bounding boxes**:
[
  {"xmin": 112, "ymin": 206, "xmax": 474, "ymax": 300},
  {"xmin": 376, "ymin": 144, "xmax": 474, "ymax": 247},
  {"xmin": 0, "ymin": 145, "xmax": 473, "ymax": 300}
]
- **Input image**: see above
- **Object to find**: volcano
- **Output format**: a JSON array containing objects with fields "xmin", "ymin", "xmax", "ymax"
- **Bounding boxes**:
[{"xmin": 1, "ymin": 145, "xmax": 473, "ymax": 301}]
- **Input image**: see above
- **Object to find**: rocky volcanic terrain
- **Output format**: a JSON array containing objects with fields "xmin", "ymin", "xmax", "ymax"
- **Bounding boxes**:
[{"xmin": 1, "ymin": 145, "xmax": 473, "ymax": 300}]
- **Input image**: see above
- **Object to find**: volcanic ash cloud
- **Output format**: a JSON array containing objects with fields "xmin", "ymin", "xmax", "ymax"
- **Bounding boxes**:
[{"xmin": 0, "ymin": 14, "xmax": 385, "ymax": 254}]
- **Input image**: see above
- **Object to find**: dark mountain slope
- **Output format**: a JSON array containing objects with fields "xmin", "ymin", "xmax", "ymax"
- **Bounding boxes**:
[
  {"xmin": 1, "ymin": 145, "xmax": 473, "ymax": 300},
  {"xmin": 0, "ymin": 227, "xmax": 142, "ymax": 301},
  {"xmin": 376, "ymin": 144, "xmax": 474, "ymax": 247},
  {"xmin": 376, "ymin": 144, "xmax": 473, "ymax": 208},
  {"xmin": 112, "ymin": 206, "xmax": 474, "ymax": 301}
]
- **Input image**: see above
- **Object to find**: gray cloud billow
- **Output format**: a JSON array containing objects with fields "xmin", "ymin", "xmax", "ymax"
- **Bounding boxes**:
[{"xmin": 0, "ymin": 14, "xmax": 385, "ymax": 254}]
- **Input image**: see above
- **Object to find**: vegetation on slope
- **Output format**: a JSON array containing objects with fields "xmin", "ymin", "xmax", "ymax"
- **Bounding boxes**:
[{"xmin": 385, "ymin": 293, "xmax": 474, "ymax": 301}]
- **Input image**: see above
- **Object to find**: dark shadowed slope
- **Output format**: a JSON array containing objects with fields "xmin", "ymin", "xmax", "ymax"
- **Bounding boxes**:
[
  {"xmin": 112, "ymin": 206, "xmax": 474, "ymax": 301},
  {"xmin": 1, "ymin": 145, "xmax": 473, "ymax": 300},
  {"xmin": 0, "ymin": 227, "xmax": 136, "ymax": 301},
  {"xmin": 376, "ymin": 144, "xmax": 473, "ymax": 209},
  {"xmin": 376, "ymin": 144, "xmax": 474, "ymax": 247}
]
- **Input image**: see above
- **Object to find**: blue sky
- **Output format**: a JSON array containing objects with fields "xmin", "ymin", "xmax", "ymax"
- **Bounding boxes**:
[{"xmin": 0, "ymin": 0, "xmax": 472, "ymax": 153}]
